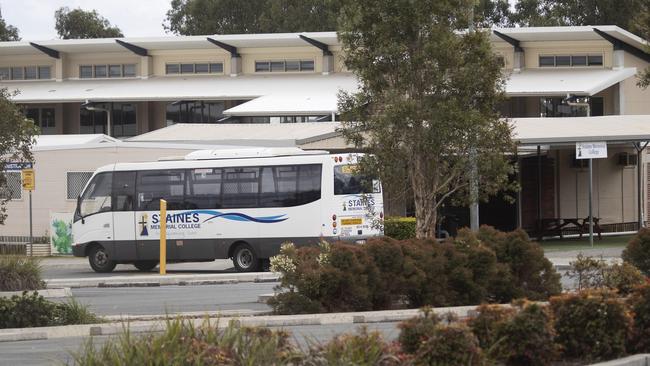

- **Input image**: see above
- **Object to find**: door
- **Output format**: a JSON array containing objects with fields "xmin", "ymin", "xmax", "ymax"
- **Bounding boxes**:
[
  {"xmin": 76, "ymin": 172, "xmax": 114, "ymax": 249},
  {"xmin": 112, "ymin": 171, "xmax": 137, "ymax": 260}
]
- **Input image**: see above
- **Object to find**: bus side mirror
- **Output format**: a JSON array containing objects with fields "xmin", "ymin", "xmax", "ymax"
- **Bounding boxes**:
[{"xmin": 74, "ymin": 196, "xmax": 85, "ymax": 224}]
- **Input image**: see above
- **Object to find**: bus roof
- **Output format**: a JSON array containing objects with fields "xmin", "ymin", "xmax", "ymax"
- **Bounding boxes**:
[{"xmin": 182, "ymin": 147, "xmax": 329, "ymax": 161}]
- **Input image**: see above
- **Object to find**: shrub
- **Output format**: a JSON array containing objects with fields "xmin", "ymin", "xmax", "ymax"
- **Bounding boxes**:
[
  {"xmin": 384, "ymin": 217, "xmax": 416, "ymax": 240},
  {"xmin": 302, "ymin": 327, "xmax": 401, "ymax": 366},
  {"xmin": 0, "ymin": 255, "xmax": 44, "ymax": 291},
  {"xmin": 550, "ymin": 290, "xmax": 632, "ymax": 362},
  {"xmin": 413, "ymin": 324, "xmax": 485, "ymax": 366},
  {"xmin": 468, "ymin": 304, "xmax": 516, "ymax": 350},
  {"xmin": 623, "ymin": 228, "xmax": 650, "ymax": 276},
  {"xmin": 267, "ymin": 291, "xmax": 324, "ymax": 315},
  {"xmin": 568, "ymin": 254, "xmax": 645, "ymax": 295},
  {"xmin": 476, "ymin": 226, "xmax": 562, "ymax": 301},
  {"xmin": 627, "ymin": 283, "xmax": 650, "ymax": 353},
  {"xmin": 53, "ymin": 297, "xmax": 102, "ymax": 326},
  {"xmin": 73, "ymin": 319, "xmax": 299, "ymax": 365},
  {"xmin": 397, "ymin": 307, "xmax": 440, "ymax": 354},
  {"xmin": 492, "ymin": 302, "xmax": 557, "ymax": 366},
  {"xmin": 0, "ymin": 291, "xmax": 54, "ymax": 328}
]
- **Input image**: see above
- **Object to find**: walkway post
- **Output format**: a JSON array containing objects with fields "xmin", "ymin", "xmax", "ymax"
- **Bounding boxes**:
[
  {"xmin": 589, "ymin": 158, "xmax": 593, "ymax": 247},
  {"xmin": 159, "ymin": 199, "xmax": 167, "ymax": 275}
]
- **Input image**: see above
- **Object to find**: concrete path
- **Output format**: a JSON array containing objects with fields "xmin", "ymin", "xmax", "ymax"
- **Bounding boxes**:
[{"xmin": 544, "ymin": 246, "xmax": 624, "ymax": 269}]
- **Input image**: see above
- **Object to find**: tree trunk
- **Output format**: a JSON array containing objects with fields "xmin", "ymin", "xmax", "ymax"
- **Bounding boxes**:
[{"xmin": 411, "ymin": 158, "xmax": 437, "ymax": 239}]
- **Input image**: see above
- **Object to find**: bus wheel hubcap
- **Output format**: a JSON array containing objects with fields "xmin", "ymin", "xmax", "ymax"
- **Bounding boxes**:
[
  {"xmin": 237, "ymin": 249, "xmax": 252, "ymax": 268},
  {"xmin": 95, "ymin": 251, "xmax": 107, "ymax": 266}
]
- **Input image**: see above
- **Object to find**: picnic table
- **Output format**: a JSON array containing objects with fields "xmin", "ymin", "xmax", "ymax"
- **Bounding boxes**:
[{"xmin": 538, "ymin": 217, "xmax": 602, "ymax": 240}]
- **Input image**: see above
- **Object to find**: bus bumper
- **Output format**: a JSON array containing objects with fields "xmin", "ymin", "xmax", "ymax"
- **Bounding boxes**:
[{"xmin": 72, "ymin": 243, "xmax": 87, "ymax": 257}]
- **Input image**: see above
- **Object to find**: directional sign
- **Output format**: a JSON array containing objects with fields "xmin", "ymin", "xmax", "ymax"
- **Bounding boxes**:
[
  {"xmin": 21, "ymin": 169, "xmax": 35, "ymax": 191},
  {"xmin": 576, "ymin": 142, "xmax": 607, "ymax": 159},
  {"xmin": 5, "ymin": 162, "xmax": 33, "ymax": 171}
]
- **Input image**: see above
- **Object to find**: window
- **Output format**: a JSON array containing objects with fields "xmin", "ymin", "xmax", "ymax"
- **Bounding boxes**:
[
  {"xmin": 165, "ymin": 101, "xmax": 224, "ymax": 124},
  {"xmin": 94, "ymin": 65, "xmax": 107, "ymax": 78},
  {"xmin": 67, "ymin": 172, "xmax": 93, "ymax": 199},
  {"xmin": 166, "ymin": 62, "xmax": 224, "ymax": 75},
  {"xmin": 137, "ymin": 170, "xmax": 186, "ymax": 210},
  {"xmin": 0, "ymin": 68, "xmax": 9, "ymax": 80},
  {"xmin": 24, "ymin": 66, "xmax": 38, "ymax": 80},
  {"xmin": 79, "ymin": 173, "xmax": 113, "ymax": 217},
  {"xmin": 0, "ymin": 172, "xmax": 21, "ymax": 200},
  {"xmin": 186, "ymin": 168, "xmax": 223, "ymax": 209},
  {"xmin": 255, "ymin": 59, "xmax": 315, "ymax": 72},
  {"xmin": 334, "ymin": 165, "xmax": 378, "ymax": 195},
  {"xmin": 80, "ymin": 102, "xmax": 136, "ymax": 137},
  {"xmin": 25, "ymin": 107, "xmax": 56, "ymax": 134},
  {"xmin": 11, "ymin": 67, "xmax": 23, "ymax": 79},
  {"xmin": 123, "ymin": 64, "xmax": 136, "ymax": 77},
  {"xmin": 38, "ymin": 66, "xmax": 51, "ymax": 79},
  {"xmin": 540, "ymin": 96, "xmax": 604, "ymax": 117},
  {"xmin": 80, "ymin": 107, "xmax": 108, "ymax": 135},
  {"xmin": 223, "ymin": 167, "xmax": 260, "ymax": 208},
  {"xmin": 539, "ymin": 54, "xmax": 604, "ymax": 67},
  {"xmin": 113, "ymin": 172, "xmax": 136, "ymax": 211},
  {"xmin": 80, "ymin": 65, "xmax": 93, "ymax": 78},
  {"xmin": 109, "ymin": 65, "xmax": 122, "ymax": 77}
]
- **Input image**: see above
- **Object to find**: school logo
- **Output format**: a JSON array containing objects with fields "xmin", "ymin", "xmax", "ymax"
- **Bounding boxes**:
[{"xmin": 139, "ymin": 214, "xmax": 149, "ymax": 236}]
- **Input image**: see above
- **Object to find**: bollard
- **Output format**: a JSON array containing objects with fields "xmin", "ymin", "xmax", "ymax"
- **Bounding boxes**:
[{"xmin": 159, "ymin": 199, "xmax": 167, "ymax": 275}]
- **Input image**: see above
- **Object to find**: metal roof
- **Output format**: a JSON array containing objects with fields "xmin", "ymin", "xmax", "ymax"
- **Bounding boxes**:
[{"xmin": 506, "ymin": 68, "xmax": 637, "ymax": 96}]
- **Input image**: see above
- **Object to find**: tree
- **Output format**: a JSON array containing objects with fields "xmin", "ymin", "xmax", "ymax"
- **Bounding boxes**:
[
  {"xmin": 164, "ymin": 0, "xmax": 266, "ymax": 35},
  {"xmin": 0, "ymin": 89, "xmax": 38, "ymax": 224},
  {"xmin": 54, "ymin": 7, "xmax": 123, "ymax": 39},
  {"xmin": 0, "ymin": 7, "xmax": 20, "ymax": 41},
  {"xmin": 636, "ymin": 2, "xmax": 650, "ymax": 89},
  {"xmin": 510, "ymin": 0, "xmax": 647, "ymax": 32},
  {"xmin": 337, "ymin": 0, "xmax": 515, "ymax": 238},
  {"xmin": 257, "ymin": 0, "xmax": 340, "ymax": 33},
  {"xmin": 474, "ymin": 0, "xmax": 512, "ymax": 28}
]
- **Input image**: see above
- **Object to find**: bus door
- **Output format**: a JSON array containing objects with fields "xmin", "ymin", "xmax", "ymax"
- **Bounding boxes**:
[
  {"xmin": 112, "ymin": 171, "xmax": 137, "ymax": 260},
  {"xmin": 76, "ymin": 172, "xmax": 114, "ymax": 251}
]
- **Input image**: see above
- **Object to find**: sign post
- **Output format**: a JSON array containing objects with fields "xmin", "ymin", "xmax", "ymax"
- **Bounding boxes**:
[
  {"xmin": 159, "ymin": 199, "xmax": 167, "ymax": 275},
  {"xmin": 575, "ymin": 142, "xmax": 607, "ymax": 247},
  {"xmin": 21, "ymin": 169, "xmax": 35, "ymax": 256}
]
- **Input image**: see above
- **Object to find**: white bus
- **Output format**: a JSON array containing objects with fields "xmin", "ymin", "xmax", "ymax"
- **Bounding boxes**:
[{"xmin": 71, "ymin": 148, "xmax": 384, "ymax": 273}]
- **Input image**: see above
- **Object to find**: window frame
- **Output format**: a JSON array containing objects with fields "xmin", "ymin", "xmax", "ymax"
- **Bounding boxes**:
[{"xmin": 255, "ymin": 59, "xmax": 315, "ymax": 73}]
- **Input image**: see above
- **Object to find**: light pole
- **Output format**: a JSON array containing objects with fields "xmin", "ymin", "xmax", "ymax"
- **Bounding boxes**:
[
  {"xmin": 81, "ymin": 101, "xmax": 112, "ymax": 137},
  {"xmin": 564, "ymin": 94, "xmax": 593, "ymax": 246}
]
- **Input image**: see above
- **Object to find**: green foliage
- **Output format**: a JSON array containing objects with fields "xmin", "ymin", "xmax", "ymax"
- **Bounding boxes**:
[
  {"xmin": 413, "ymin": 324, "xmax": 485, "ymax": 366},
  {"xmin": 54, "ymin": 7, "xmax": 123, "ymax": 39},
  {"xmin": 73, "ymin": 318, "xmax": 299, "ymax": 365},
  {"xmin": 476, "ymin": 226, "xmax": 562, "ymax": 301},
  {"xmin": 0, "ymin": 255, "xmax": 44, "ymax": 291},
  {"xmin": 492, "ymin": 302, "xmax": 557, "ymax": 366},
  {"xmin": 550, "ymin": 290, "xmax": 631, "ymax": 362},
  {"xmin": 623, "ymin": 228, "xmax": 650, "ymax": 276},
  {"xmin": 51, "ymin": 219, "xmax": 73, "ymax": 254},
  {"xmin": 338, "ymin": 1, "xmax": 515, "ymax": 238},
  {"xmin": 303, "ymin": 327, "xmax": 401, "ymax": 366},
  {"xmin": 269, "ymin": 228, "xmax": 561, "ymax": 314},
  {"xmin": 383, "ymin": 217, "xmax": 416, "ymax": 240},
  {"xmin": 0, "ymin": 88, "xmax": 38, "ymax": 224},
  {"xmin": 397, "ymin": 307, "xmax": 440, "ymax": 354},
  {"xmin": 628, "ymin": 283, "xmax": 650, "ymax": 353},
  {"xmin": 164, "ymin": 0, "xmax": 341, "ymax": 35},
  {"xmin": 0, "ymin": 292, "xmax": 100, "ymax": 329},
  {"xmin": 569, "ymin": 253, "xmax": 645, "ymax": 295},
  {"xmin": 0, "ymin": 7, "xmax": 19, "ymax": 41},
  {"xmin": 468, "ymin": 304, "xmax": 516, "ymax": 350}
]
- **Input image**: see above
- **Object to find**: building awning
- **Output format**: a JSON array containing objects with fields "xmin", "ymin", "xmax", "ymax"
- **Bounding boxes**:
[
  {"xmin": 512, "ymin": 115, "xmax": 650, "ymax": 145},
  {"xmin": 223, "ymin": 93, "xmax": 340, "ymax": 116},
  {"xmin": 506, "ymin": 68, "xmax": 637, "ymax": 97},
  {"xmin": 1, "ymin": 74, "xmax": 358, "ymax": 105},
  {"xmin": 127, "ymin": 122, "xmax": 341, "ymax": 147}
]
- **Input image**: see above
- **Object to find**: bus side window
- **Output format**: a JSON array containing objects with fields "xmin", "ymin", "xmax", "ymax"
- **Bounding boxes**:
[
  {"xmin": 136, "ymin": 170, "xmax": 185, "ymax": 210},
  {"xmin": 113, "ymin": 171, "xmax": 136, "ymax": 211}
]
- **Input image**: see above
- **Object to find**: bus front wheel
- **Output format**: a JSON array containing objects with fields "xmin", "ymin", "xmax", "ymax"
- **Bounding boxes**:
[
  {"xmin": 88, "ymin": 245, "xmax": 116, "ymax": 273},
  {"xmin": 133, "ymin": 261, "xmax": 158, "ymax": 272},
  {"xmin": 232, "ymin": 243, "xmax": 261, "ymax": 272}
]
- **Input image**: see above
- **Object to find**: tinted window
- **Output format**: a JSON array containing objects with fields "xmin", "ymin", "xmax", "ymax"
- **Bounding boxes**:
[
  {"xmin": 38, "ymin": 66, "xmax": 51, "ymax": 79},
  {"xmin": 24, "ymin": 66, "xmax": 37, "ymax": 80},
  {"xmin": 300, "ymin": 60, "xmax": 314, "ymax": 71},
  {"xmin": 113, "ymin": 171, "xmax": 136, "ymax": 211},
  {"xmin": 334, "ymin": 165, "xmax": 378, "ymax": 195},
  {"xmin": 180, "ymin": 64, "xmax": 194, "ymax": 73},
  {"xmin": 588, "ymin": 55, "xmax": 603, "ymax": 66},
  {"xmin": 186, "ymin": 168, "xmax": 222, "ymax": 209},
  {"xmin": 571, "ymin": 55, "xmax": 587, "ymax": 66},
  {"xmin": 555, "ymin": 55, "xmax": 570, "ymax": 66},
  {"xmin": 94, "ymin": 65, "xmax": 107, "ymax": 78},
  {"xmin": 271, "ymin": 61, "xmax": 285, "ymax": 72},
  {"xmin": 0, "ymin": 67, "xmax": 9, "ymax": 80},
  {"xmin": 123, "ymin": 64, "xmax": 136, "ymax": 77},
  {"xmin": 539, "ymin": 56, "xmax": 555, "ymax": 67},
  {"xmin": 255, "ymin": 61, "xmax": 270, "ymax": 72},
  {"xmin": 137, "ymin": 170, "xmax": 186, "ymax": 210},
  {"xmin": 11, "ymin": 67, "xmax": 23, "ymax": 79},
  {"xmin": 210, "ymin": 63, "xmax": 223, "ymax": 73},
  {"xmin": 166, "ymin": 64, "xmax": 180, "ymax": 74},
  {"xmin": 285, "ymin": 60, "xmax": 300, "ymax": 71},
  {"xmin": 195, "ymin": 63, "xmax": 209, "ymax": 73},
  {"xmin": 109, "ymin": 65, "xmax": 122, "ymax": 77},
  {"xmin": 223, "ymin": 167, "xmax": 260, "ymax": 208}
]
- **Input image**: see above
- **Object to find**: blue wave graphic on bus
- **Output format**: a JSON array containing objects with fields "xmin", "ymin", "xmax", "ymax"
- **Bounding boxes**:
[{"xmin": 191, "ymin": 210, "xmax": 288, "ymax": 224}]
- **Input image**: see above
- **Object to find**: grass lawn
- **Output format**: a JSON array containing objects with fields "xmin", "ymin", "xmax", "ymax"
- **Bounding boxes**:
[{"xmin": 539, "ymin": 234, "xmax": 633, "ymax": 252}]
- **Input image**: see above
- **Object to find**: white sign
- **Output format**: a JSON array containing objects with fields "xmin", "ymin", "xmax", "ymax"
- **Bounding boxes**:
[{"xmin": 576, "ymin": 142, "xmax": 607, "ymax": 159}]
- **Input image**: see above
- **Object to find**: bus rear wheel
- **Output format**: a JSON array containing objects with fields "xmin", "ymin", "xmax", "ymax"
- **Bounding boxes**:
[
  {"xmin": 88, "ymin": 245, "xmax": 116, "ymax": 273},
  {"xmin": 232, "ymin": 243, "xmax": 261, "ymax": 272},
  {"xmin": 133, "ymin": 261, "xmax": 158, "ymax": 272}
]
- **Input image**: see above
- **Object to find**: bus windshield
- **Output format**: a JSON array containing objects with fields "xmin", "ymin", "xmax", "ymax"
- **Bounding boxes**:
[
  {"xmin": 78, "ymin": 172, "xmax": 112, "ymax": 218},
  {"xmin": 334, "ymin": 165, "xmax": 380, "ymax": 195}
]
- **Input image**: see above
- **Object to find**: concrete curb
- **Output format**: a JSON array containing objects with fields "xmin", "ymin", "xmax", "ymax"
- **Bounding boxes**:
[
  {"xmin": 589, "ymin": 354, "xmax": 650, "ymax": 366},
  {"xmin": 45, "ymin": 273, "xmax": 279, "ymax": 289},
  {"xmin": 0, "ymin": 303, "xmax": 495, "ymax": 343},
  {"xmin": 0, "ymin": 288, "xmax": 72, "ymax": 299}
]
